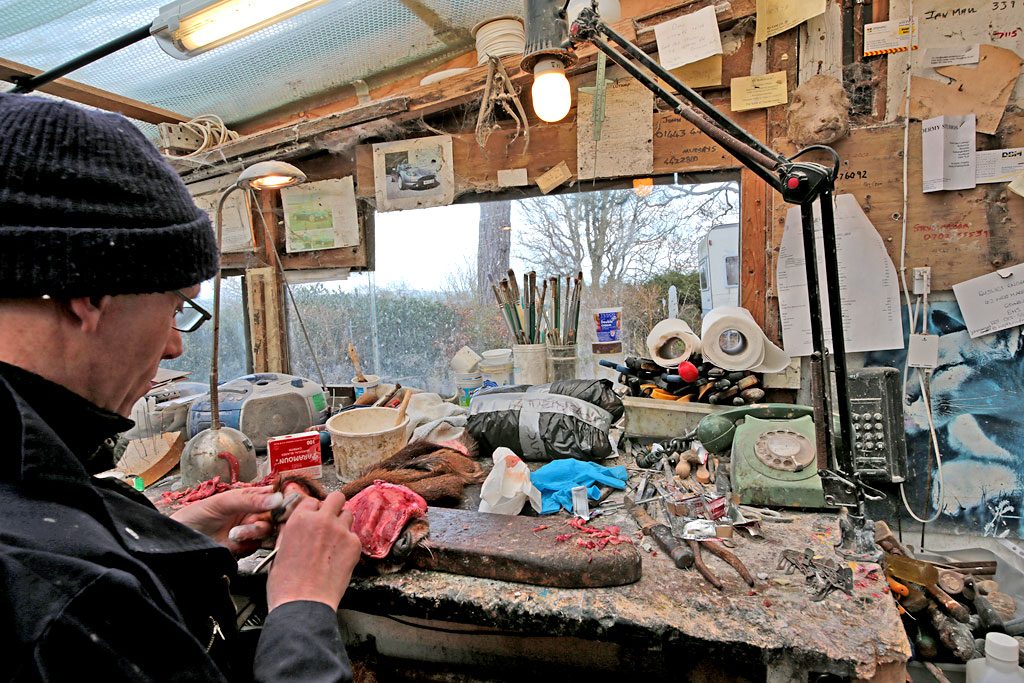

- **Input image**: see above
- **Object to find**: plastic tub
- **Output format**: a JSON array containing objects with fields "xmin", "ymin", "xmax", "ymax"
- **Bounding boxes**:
[
  {"xmin": 547, "ymin": 343, "xmax": 578, "ymax": 382},
  {"xmin": 351, "ymin": 374, "xmax": 380, "ymax": 402},
  {"xmin": 480, "ymin": 360, "xmax": 514, "ymax": 388},
  {"xmin": 326, "ymin": 407, "xmax": 409, "ymax": 482},
  {"xmin": 454, "ymin": 371, "xmax": 483, "ymax": 407},
  {"xmin": 482, "ymin": 348, "xmax": 513, "ymax": 364},
  {"xmin": 513, "ymin": 343, "xmax": 547, "ymax": 385},
  {"xmin": 593, "ymin": 307, "xmax": 622, "ymax": 342}
]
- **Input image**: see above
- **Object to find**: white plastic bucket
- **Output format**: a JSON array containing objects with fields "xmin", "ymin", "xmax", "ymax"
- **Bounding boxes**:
[
  {"xmin": 327, "ymin": 407, "xmax": 409, "ymax": 482},
  {"xmin": 480, "ymin": 360, "xmax": 514, "ymax": 388},
  {"xmin": 593, "ymin": 307, "xmax": 622, "ymax": 342},
  {"xmin": 512, "ymin": 343, "xmax": 547, "ymax": 385},
  {"xmin": 455, "ymin": 372, "xmax": 483, "ymax": 407},
  {"xmin": 351, "ymin": 374, "xmax": 380, "ymax": 402}
]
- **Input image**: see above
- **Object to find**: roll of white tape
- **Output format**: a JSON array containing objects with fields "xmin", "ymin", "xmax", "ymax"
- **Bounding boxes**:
[
  {"xmin": 646, "ymin": 318, "xmax": 702, "ymax": 368},
  {"xmin": 701, "ymin": 306, "xmax": 790, "ymax": 373}
]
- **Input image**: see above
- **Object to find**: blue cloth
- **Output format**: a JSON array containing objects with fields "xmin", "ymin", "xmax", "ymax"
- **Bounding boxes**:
[{"xmin": 530, "ymin": 459, "xmax": 628, "ymax": 514}]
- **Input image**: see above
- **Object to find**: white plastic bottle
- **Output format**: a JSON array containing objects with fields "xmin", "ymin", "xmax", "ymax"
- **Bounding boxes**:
[{"xmin": 966, "ymin": 632, "xmax": 1024, "ymax": 682}]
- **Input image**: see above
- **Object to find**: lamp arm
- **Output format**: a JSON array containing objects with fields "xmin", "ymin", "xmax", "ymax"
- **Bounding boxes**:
[
  {"xmin": 8, "ymin": 24, "xmax": 152, "ymax": 95},
  {"xmin": 210, "ymin": 185, "xmax": 237, "ymax": 431}
]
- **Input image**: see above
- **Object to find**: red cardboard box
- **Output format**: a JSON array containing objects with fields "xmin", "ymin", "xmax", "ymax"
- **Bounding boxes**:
[{"xmin": 267, "ymin": 432, "xmax": 322, "ymax": 479}]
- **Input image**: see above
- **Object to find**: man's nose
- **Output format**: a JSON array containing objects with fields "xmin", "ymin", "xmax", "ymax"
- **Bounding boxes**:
[{"xmin": 163, "ymin": 328, "xmax": 184, "ymax": 360}]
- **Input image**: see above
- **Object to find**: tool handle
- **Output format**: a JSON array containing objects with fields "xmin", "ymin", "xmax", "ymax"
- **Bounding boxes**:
[
  {"xmin": 648, "ymin": 525, "xmax": 693, "ymax": 569},
  {"xmin": 975, "ymin": 595, "xmax": 1006, "ymax": 633},
  {"xmin": 395, "ymin": 390, "xmax": 412, "ymax": 426},
  {"xmin": 702, "ymin": 540, "xmax": 754, "ymax": 586},
  {"xmin": 926, "ymin": 583, "xmax": 971, "ymax": 623}
]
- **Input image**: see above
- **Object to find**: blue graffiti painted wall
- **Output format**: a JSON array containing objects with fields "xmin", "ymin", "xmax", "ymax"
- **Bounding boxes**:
[{"xmin": 864, "ymin": 301, "xmax": 1024, "ymax": 538}]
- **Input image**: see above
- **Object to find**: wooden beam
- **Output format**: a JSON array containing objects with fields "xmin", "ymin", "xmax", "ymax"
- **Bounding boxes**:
[
  {"xmin": 0, "ymin": 58, "xmax": 187, "ymax": 125},
  {"xmin": 246, "ymin": 266, "xmax": 287, "ymax": 374}
]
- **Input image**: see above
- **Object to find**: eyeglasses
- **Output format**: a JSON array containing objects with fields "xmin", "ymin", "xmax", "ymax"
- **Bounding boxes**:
[{"xmin": 172, "ymin": 290, "xmax": 212, "ymax": 333}]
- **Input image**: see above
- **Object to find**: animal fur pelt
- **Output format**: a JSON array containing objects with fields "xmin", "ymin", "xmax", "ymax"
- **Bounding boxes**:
[{"xmin": 341, "ymin": 440, "xmax": 486, "ymax": 506}]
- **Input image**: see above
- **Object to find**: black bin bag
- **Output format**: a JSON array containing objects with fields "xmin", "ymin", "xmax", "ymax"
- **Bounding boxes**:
[{"xmin": 466, "ymin": 379, "xmax": 623, "ymax": 461}]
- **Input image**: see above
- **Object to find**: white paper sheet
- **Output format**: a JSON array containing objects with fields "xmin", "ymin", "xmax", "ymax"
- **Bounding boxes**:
[
  {"xmin": 952, "ymin": 264, "xmax": 1024, "ymax": 338},
  {"xmin": 864, "ymin": 19, "xmax": 916, "ymax": 56},
  {"xmin": 922, "ymin": 114, "xmax": 976, "ymax": 193},
  {"xmin": 977, "ymin": 148, "xmax": 1024, "ymax": 184},
  {"xmin": 777, "ymin": 194, "xmax": 904, "ymax": 356},
  {"xmin": 924, "ymin": 44, "xmax": 979, "ymax": 68},
  {"xmin": 654, "ymin": 6, "xmax": 722, "ymax": 70},
  {"xmin": 280, "ymin": 176, "xmax": 359, "ymax": 253}
]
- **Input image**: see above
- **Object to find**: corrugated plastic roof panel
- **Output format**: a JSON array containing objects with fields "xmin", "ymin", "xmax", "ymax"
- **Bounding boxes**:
[{"xmin": 1, "ymin": 0, "xmax": 523, "ymax": 128}]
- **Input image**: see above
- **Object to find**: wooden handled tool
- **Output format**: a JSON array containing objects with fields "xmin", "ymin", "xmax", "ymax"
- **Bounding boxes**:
[
  {"xmin": 626, "ymin": 496, "xmax": 693, "ymax": 569},
  {"xmin": 395, "ymin": 390, "xmax": 412, "ymax": 427},
  {"xmin": 348, "ymin": 343, "xmax": 367, "ymax": 383},
  {"xmin": 886, "ymin": 554, "xmax": 970, "ymax": 623},
  {"xmin": 975, "ymin": 594, "xmax": 1007, "ymax": 633},
  {"xmin": 874, "ymin": 521, "xmax": 914, "ymax": 558}
]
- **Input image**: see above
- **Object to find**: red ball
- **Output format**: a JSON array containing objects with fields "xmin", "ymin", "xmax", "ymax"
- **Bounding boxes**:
[{"xmin": 677, "ymin": 361, "xmax": 698, "ymax": 382}]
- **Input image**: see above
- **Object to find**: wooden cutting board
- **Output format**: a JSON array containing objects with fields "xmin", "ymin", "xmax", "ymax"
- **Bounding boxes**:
[{"xmin": 409, "ymin": 507, "xmax": 642, "ymax": 588}]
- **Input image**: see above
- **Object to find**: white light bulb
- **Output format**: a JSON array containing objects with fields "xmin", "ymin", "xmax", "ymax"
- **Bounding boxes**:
[{"xmin": 531, "ymin": 60, "xmax": 572, "ymax": 123}]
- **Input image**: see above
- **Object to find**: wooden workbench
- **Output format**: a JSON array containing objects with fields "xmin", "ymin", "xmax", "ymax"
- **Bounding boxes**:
[{"xmin": 152, "ymin": 454, "xmax": 910, "ymax": 681}]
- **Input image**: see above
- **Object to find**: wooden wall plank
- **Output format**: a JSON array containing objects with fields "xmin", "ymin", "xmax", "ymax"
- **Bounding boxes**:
[
  {"xmin": 773, "ymin": 113, "xmax": 1024, "ymax": 291},
  {"xmin": 741, "ymin": 167, "xmax": 768, "ymax": 328}
]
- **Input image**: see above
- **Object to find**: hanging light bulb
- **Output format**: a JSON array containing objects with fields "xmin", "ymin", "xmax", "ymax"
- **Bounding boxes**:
[{"xmin": 531, "ymin": 59, "xmax": 572, "ymax": 123}]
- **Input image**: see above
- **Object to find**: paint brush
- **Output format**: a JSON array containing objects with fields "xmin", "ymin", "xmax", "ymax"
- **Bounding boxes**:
[{"xmin": 348, "ymin": 343, "xmax": 367, "ymax": 383}]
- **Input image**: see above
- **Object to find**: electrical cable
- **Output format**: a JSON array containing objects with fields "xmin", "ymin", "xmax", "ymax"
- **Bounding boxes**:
[
  {"xmin": 250, "ymin": 189, "xmax": 328, "ymax": 392},
  {"xmin": 160, "ymin": 114, "xmax": 239, "ymax": 160},
  {"xmin": 894, "ymin": 0, "xmax": 945, "ymax": 525}
]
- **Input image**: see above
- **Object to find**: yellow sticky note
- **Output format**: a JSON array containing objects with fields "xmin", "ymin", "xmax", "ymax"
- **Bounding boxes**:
[
  {"xmin": 755, "ymin": 0, "xmax": 826, "ymax": 42},
  {"xmin": 668, "ymin": 53, "xmax": 723, "ymax": 89},
  {"xmin": 730, "ymin": 71, "xmax": 788, "ymax": 112}
]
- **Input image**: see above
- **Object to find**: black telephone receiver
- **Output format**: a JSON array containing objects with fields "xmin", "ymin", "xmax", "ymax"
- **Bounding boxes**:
[{"xmin": 696, "ymin": 403, "xmax": 814, "ymax": 454}]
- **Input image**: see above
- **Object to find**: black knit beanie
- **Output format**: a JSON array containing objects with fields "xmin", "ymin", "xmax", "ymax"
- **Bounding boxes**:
[{"xmin": 0, "ymin": 93, "xmax": 219, "ymax": 298}]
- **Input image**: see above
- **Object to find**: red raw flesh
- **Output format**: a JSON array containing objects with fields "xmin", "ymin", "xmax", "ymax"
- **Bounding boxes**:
[{"xmin": 343, "ymin": 481, "xmax": 427, "ymax": 559}]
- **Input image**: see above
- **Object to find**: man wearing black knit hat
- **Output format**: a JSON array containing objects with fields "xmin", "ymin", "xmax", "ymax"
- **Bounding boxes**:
[{"xmin": 0, "ymin": 93, "xmax": 360, "ymax": 682}]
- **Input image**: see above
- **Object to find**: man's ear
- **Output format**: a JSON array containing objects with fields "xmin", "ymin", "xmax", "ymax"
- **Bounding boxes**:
[{"xmin": 66, "ymin": 296, "xmax": 112, "ymax": 333}]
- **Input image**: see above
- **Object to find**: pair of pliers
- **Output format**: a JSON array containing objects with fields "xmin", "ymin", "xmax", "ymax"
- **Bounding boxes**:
[{"xmin": 686, "ymin": 539, "xmax": 755, "ymax": 591}]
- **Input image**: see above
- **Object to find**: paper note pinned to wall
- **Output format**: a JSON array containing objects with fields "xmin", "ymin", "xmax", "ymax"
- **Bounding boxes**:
[
  {"xmin": 921, "ymin": 114, "xmax": 976, "ymax": 193},
  {"xmin": 669, "ymin": 53, "xmax": 723, "ymax": 89},
  {"xmin": 536, "ymin": 161, "xmax": 573, "ymax": 195},
  {"xmin": 654, "ymin": 6, "xmax": 722, "ymax": 70},
  {"xmin": 776, "ymin": 194, "xmax": 904, "ymax": 356},
  {"xmin": 577, "ymin": 79, "xmax": 654, "ymax": 180},
  {"xmin": 976, "ymin": 148, "xmax": 1024, "ymax": 184},
  {"xmin": 1010, "ymin": 172, "xmax": 1024, "ymax": 198},
  {"xmin": 497, "ymin": 168, "xmax": 529, "ymax": 187},
  {"xmin": 730, "ymin": 71, "xmax": 787, "ymax": 112},
  {"xmin": 924, "ymin": 44, "xmax": 979, "ymax": 68},
  {"xmin": 754, "ymin": 0, "xmax": 825, "ymax": 42},
  {"xmin": 864, "ymin": 19, "xmax": 917, "ymax": 56},
  {"xmin": 952, "ymin": 264, "xmax": 1024, "ymax": 338}
]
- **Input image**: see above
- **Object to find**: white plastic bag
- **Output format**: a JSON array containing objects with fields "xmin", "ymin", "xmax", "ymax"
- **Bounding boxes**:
[{"xmin": 479, "ymin": 447, "xmax": 542, "ymax": 515}]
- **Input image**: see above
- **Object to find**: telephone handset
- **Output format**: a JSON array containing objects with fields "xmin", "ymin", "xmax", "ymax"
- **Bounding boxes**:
[{"xmin": 696, "ymin": 403, "xmax": 814, "ymax": 455}]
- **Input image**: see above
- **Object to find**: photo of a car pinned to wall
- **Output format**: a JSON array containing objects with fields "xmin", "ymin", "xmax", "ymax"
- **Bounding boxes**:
[{"xmin": 373, "ymin": 135, "xmax": 455, "ymax": 212}]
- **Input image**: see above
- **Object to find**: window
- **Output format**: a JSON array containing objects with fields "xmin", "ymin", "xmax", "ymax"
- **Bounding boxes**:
[
  {"xmin": 725, "ymin": 255, "xmax": 739, "ymax": 287},
  {"xmin": 160, "ymin": 276, "xmax": 249, "ymax": 386},
  {"xmin": 286, "ymin": 178, "xmax": 739, "ymax": 393}
]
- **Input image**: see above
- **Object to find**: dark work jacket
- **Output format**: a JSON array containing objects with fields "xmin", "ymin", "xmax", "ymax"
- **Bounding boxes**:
[{"xmin": 0, "ymin": 362, "xmax": 352, "ymax": 682}]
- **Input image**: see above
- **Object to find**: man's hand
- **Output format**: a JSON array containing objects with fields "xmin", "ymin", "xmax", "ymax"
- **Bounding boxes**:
[
  {"xmin": 266, "ymin": 491, "xmax": 362, "ymax": 612},
  {"xmin": 170, "ymin": 487, "xmax": 282, "ymax": 556}
]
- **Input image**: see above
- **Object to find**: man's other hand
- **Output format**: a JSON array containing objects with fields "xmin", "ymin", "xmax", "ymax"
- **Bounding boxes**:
[
  {"xmin": 170, "ymin": 487, "xmax": 282, "ymax": 555},
  {"xmin": 266, "ymin": 492, "xmax": 362, "ymax": 612}
]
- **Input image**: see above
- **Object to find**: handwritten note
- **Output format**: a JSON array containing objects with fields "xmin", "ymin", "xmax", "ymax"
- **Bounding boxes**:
[
  {"xmin": 921, "ymin": 114, "xmax": 976, "ymax": 193},
  {"xmin": 577, "ymin": 79, "xmax": 654, "ymax": 180},
  {"xmin": 952, "ymin": 264, "xmax": 1024, "ymax": 338},
  {"xmin": 754, "ymin": 0, "xmax": 825, "ymax": 42},
  {"xmin": 654, "ymin": 6, "xmax": 722, "ymax": 70},
  {"xmin": 976, "ymin": 148, "xmax": 1024, "ymax": 184},
  {"xmin": 669, "ymin": 53, "xmax": 722, "ymax": 89},
  {"xmin": 536, "ymin": 161, "xmax": 573, "ymax": 195},
  {"xmin": 924, "ymin": 44, "xmax": 979, "ymax": 67},
  {"xmin": 730, "ymin": 71, "xmax": 787, "ymax": 112}
]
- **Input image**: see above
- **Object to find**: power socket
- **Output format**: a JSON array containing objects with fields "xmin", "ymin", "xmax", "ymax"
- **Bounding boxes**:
[
  {"xmin": 912, "ymin": 267, "xmax": 931, "ymax": 295},
  {"xmin": 157, "ymin": 123, "xmax": 202, "ymax": 152}
]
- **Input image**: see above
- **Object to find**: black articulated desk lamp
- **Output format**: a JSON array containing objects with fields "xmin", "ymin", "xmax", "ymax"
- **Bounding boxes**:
[{"xmin": 521, "ymin": 0, "xmax": 883, "ymax": 559}]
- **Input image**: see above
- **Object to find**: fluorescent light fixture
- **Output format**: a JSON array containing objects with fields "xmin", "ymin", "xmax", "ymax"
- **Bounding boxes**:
[{"xmin": 151, "ymin": 0, "xmax": 332, "ymax": 60}]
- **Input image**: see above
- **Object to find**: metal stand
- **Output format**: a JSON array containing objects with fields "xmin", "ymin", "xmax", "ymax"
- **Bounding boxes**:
[{"xmin": 567, "ymin": 4, "xmax": 883, "ymax": 558}]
